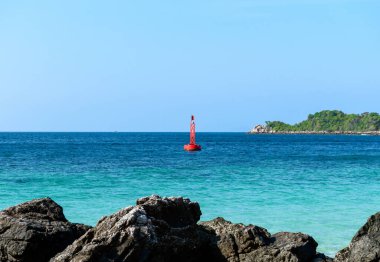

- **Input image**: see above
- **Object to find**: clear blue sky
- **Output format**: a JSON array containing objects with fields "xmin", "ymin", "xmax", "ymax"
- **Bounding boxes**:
[{"xmin": 0, "ymin": 0, "xmax": 379, "ymax": 131}]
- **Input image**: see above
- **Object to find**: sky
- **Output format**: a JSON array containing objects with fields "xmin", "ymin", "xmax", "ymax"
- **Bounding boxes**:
[{"xmin": 0, "ymin": 0, "xmax": 379, "ymax": 131}]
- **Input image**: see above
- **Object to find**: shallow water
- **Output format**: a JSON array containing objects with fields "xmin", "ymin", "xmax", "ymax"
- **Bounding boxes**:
[{"xmin": 0, "ymin": 132, "xmax": 379, "ymax": 256}]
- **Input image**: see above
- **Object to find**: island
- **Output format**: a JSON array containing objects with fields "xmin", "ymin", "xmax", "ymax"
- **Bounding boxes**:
[{"xmin": 249, "ymin": 110, "xmax": 380, "ymax": 135}]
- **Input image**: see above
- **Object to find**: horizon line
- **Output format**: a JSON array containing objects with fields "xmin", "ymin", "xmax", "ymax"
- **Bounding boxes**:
[{"xmin": 0, "ymin": 131, "xmax": 247, "ymax": 133}]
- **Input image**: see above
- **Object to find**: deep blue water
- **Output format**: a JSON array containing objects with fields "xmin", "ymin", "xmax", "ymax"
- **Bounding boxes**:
[{"xmin": 1, "ymin": 132, "xmax": 380, "ymax": 256}]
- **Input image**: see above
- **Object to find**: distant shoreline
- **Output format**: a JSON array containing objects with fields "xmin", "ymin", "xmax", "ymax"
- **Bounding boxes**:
[
  {"xmin": 251, "ymin": 110, "xmax": 380, "ymax": 135},
  {"xmin": 248, "ymin": 130, "xmax": 380, "ymax": 135}
]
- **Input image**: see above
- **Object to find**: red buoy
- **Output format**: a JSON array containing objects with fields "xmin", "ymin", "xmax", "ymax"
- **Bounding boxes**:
[{"xmin": 184, "ymin": 115, "xmax": 201, "ymax": 151}]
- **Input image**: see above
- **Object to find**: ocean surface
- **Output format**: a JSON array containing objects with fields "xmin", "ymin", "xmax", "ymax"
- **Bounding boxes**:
[{"xmin": 1, "ymin": 132, "xmax": 379, "ymax": 256}]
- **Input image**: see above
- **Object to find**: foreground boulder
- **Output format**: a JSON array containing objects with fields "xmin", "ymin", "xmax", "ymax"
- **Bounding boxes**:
[
  {"xmin": 52, "ymin": 195, "xmax": 323, "ymax": 262},
  {"xmin": 335, "ymin": 211, "xmax": 380, "ymax": 262},
  {"xmin": 0, "ymin": 198, "xmax": 91, "ymax": 262},
  {"xmin": 200, "ymin": 217, "xmax": 322, "ymax": 262},
  {"xmin": 51, "ymin": 195, "xmax": 205, "ymax": 262}
]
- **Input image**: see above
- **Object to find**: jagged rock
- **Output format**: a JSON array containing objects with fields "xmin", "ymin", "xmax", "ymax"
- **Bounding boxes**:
[
  {"xmin": 53, "ymin": 196, "xmax": 323, "ymax": 262},
  {"xmin": 0, "ymin": 198, "xmax": 91, "ymax": 262},
  {"xmin": 313, "ymin": 253, "xmax": 333, "ymax": 262},
  {"xmin": 51, "ymin": 195, "xmax": 207, "ymax": 262},
  {"xmin": 249, "ymin": 125, "xmax": 269, "ymax": 134},
  {"xmin": 200, "ymin": 217, "xmax": 319, "ymax": 262},
  {"xmin": 335, "ymin": 211, "xmax": 380, "ymax": 262}
]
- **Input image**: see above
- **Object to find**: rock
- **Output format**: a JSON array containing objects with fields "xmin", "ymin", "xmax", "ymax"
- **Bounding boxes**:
[
  {"xmin": 136, "ymin": 195, "xmax": 201, "ymax": 227},
  {"xmin": 335, "ymin": 211, "xmax": 380, "ymax": 262},
  {"xmin": 51, "ymin": 195, "xmax": 206, "ymax": 262},
  {"xmin": 313, "ymin": 253, "xmax": 333, "ymax": 262},
  {"xmin": 199, "ymin": 217, "xmax": 270, "ymax": 261},
  {"xmin": 200, "ymin": 217, "xmax": 319, "ymax": 262},
  {"xmin": 249, "ymin": 125, "xmax": 269, "ymax": 134},
  {"xmin": 0, "ymin": 198, "xmax": 91, "ymax": 262},
  {"xmin": 53, "ymin": 196, "xmax": 323, "ymax": 262}
]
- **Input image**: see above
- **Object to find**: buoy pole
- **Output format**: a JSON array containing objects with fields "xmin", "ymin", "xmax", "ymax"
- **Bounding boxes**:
[{"xmin": 190, "ymin": 115, "xmax": 196, "ymax": 145}]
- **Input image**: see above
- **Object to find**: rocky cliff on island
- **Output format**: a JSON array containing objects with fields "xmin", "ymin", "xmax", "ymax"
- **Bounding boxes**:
[{"xmin": 0, "ymin": 195, "xmax": 379, "ymax": 261}]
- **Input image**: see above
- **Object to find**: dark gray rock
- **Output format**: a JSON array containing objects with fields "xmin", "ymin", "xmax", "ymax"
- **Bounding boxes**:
[
  {"xmin": 198, "ymin": 217, "xmax": 271, "ymax": 261},
  {"xmin": 0, "ymin": 198, "xmax": 91, "ymax": 262},
  {"xmin": 53, "ymin": 195, "xmax": 324, "ymax": 262},
  {"xmin": 51, "ymin": 195, "xmax": 207, "ymax": 262},
  {"xmin": 200, "ymin": 217, "xmax": 320, "ymax": 262},
  {"xmin": 335, "ymin": 211, "xmax": 380, "ymax": 262},
  {"xmin": 313, "ymin": 253, "xmax": 333, "ymax": 262}
]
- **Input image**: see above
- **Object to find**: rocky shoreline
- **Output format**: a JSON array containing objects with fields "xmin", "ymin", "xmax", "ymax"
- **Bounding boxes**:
[
  {"xmin": 248, "ymin": 125, "xmax": 380, "ymax": 135},
  {"xmin": 0, "ymin": 196, "xmax": 379, "ymax": 262}
]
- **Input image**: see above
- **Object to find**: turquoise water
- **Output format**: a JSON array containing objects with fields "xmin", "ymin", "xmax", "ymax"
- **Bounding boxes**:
[{"xmin": 1, "ymin": 132, "xmax": 380, "ymax": 256}]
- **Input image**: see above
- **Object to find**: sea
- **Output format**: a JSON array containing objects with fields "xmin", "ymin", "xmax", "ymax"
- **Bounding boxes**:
[{"xmin": 0, "ymin": 132, "xmax": 379, "ymax": 257}]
